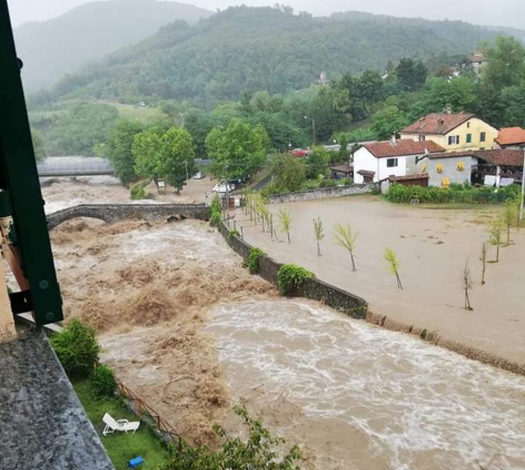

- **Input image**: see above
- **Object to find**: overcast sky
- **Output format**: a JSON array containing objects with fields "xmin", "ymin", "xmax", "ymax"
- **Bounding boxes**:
[{"xmin": 7, "ymin": 0, "xmax": 525, "ymax": 29}]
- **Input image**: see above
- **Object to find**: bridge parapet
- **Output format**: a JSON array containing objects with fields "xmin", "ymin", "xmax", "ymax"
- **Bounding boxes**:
[{"xmin": 47, "ymin": 203, "xmax": 210, "ymax": 229}]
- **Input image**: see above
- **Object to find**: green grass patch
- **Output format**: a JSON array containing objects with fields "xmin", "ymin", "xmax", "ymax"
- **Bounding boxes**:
[
  {"xmin": 116, "ymin": 104, "xmax": 168, "ymax": 124},
  {"xmin": 73, "ymin": 378, "xmax": 171, "ymax": 470}
]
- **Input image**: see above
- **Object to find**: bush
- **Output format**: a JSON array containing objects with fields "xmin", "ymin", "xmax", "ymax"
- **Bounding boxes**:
[
  {"xmin": 210, "ymin": 195, "xmax": 222, "ymax": 226},
  {"xmin": 385, "ymin": 183, "xmax": 520, "ymax": 204},
  {"xmin": 130, "ymin": 181, "xmax": 152, "ymax": 200},
  {"xmin": 51, "ymin": 319, "xmax": 100, "ymax": 378},
  {"xmin": 276, "ymin": 264, "xmax": 314, "ymax": 295},
  {"xmin": 228, "ymin": 229, "xmax": 240, "ymax": 242},
  {"xmin": 246, "ymin": 247, "xmax": 266, "ymax": 274},
  {"xmin": 91, "ymin": 364, "xmax": 117, "ymax": 398},
  {"xmin": 319, "ymin": 178, "xmax": 338, "ymax": 188}
]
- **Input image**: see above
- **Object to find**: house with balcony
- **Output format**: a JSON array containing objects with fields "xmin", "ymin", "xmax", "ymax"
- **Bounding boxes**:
[
  {"xmin": 352, "ymin": 138, "xmax": 444, "ymax": 184},
  {"xmin": 400, "ymin": 113, "xmax": 499, "ymax": 152}
]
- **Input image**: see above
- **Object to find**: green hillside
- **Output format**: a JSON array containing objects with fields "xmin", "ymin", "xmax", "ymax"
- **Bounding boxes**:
[
  {"xmin": 37, "ymin": 6, "xmax": 513, "ymax": 107},
  {"xmin": 14, "ymin": 0, "xmax": 212, "ymax": 92}
]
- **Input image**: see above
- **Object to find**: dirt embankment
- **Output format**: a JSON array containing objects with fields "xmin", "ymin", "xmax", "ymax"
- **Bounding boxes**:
[{"xmin": 51, "ymin": 218, "xmax": 275, "ymax": 445}]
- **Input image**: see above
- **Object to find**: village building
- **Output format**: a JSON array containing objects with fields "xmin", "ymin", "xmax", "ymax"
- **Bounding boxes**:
[
  {"xmin": 352, "ymin": 139, "xmax": 444, "ymax": 184},
  {"xmin": 417, "ymin": 148, "xmax": 524, "ymax": 187},
  {"xmin": 495, "ymin": 127, "xmax": 525, "ymax": 149},
  {"xmin": 400, "ymin": 112, "xmax": 498, "ymax": 152}
]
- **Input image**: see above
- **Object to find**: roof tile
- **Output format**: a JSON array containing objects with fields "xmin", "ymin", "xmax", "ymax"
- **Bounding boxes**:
[
  {"xmin": 495, "ymin": 127, "xmax": 525, "ymax": 146},
  {"xmin": 401, "ymin": 113, "xmax": 475, "ymax": 135},
  {"xmin": 363, "ymin": 139, "xmax": 444, "ymax": 158}
]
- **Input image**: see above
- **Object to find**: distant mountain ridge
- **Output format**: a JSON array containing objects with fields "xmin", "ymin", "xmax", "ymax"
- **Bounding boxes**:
[
  {"xmin": 38, "ymin": 6, "xmax": 520, "ymax": 107},
  {"xmin": 14, "ymin": 0, "xmax": 212, "ymax": 92}
]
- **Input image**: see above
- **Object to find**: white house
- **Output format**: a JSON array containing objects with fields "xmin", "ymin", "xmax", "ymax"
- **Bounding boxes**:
[{"xmin": 353, "ymin": 139, "xmax": 444, "ymax": 184}]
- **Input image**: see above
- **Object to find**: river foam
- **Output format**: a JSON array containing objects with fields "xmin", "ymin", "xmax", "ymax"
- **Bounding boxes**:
[{"xmin": 207, "ymin": 299, "xmax": 525, "ymax": 469}]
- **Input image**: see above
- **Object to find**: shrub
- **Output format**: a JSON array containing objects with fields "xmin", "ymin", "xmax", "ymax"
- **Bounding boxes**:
[
  {"xmin": 319, "ymin": 178, "xmax": 338, "ymax": 188},
  {"xmin": 210, "ymin": 195, "xmax": 222, "ymax": 226},
  {"xmin": 246, "ymin": 247, "xmax": 266, "ymax": 274},
  {"xmin": 228, "ymin": 229, "xmax": 240, "ymax": 242},
  {"xmin": 91, "ymin": 364, "xmax": 117, "ymax": 398},
  {"xmin": 276, "ymin": 264, "xmax": 314, "ymax": 295},
  {"xmin": 130, "ymin": 181, "xmax": 152, "ymax": 200},
  {"xmin": 210, "ymin": 210, "xmax": 222, "ymax": 227},
  {"xmin": 51, "ymin": 319, "xmax": 100, "ymax": 378},
  {"xmin": 385, "ymin": 183, "xmax": 520, "ymax": 204}
]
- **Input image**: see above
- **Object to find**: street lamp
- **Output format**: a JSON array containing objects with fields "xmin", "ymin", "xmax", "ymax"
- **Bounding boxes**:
[{"xmin": 304, "ymin": 115, "xmax": 316, "ymax": 146}]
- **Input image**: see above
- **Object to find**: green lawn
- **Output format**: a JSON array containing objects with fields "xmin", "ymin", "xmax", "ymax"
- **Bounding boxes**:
[{"xmin": 73, "ymin": 379, "xmax": 172, "ymax": 470}]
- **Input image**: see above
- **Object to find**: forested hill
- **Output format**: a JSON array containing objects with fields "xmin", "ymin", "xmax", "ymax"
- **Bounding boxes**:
[
  {"xmin": 15, "ymin": 0, "xmax": 212, "ymax": 92},
  {"xmin": 37, "ymin": 6, "xmax": 517, "ymax": 107}
]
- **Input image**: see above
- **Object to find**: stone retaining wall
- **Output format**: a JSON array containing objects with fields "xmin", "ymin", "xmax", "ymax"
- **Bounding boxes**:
[
  {"xmin": 218, "ymin": 222, "xmax": 367, "ymax": 319},
  {"xmin": 267, "ymin": 184, "xmax": 374, "ymax": 204},
  {"xmin": 47, "ymin": 203, "xmax": 210, "ymax": 229}
]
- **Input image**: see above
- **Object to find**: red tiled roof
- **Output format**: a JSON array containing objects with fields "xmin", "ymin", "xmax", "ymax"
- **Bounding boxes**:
[
  {"xmin": 389, "ymin": 173, "xmax": 429, "ymax": 182},
  {"xmin": 495, "ymin": 127, "xmax": 525, "ymax": 146},
  {"xmin": 357, "ymin": 169, "xmax": 375, "ymax": 176},
  {"xmin": 401, "ymin": 113, "xmax": 475, "ymax": 135},
  {"xmin": 429, "ymin": 149, "xmax": 524, "ymax": 167},
  {"xmin": 330, "ymin": 164, "xmax": 353, "ymax": 173},
  {"xmin": 363, "ymin": 139, "xmax": 444, "ymax": 158}
]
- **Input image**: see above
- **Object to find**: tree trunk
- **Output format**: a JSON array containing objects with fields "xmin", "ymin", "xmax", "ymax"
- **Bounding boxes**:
[
  {"xmin": 496, "ymin": 244, "xmax": 500, "ymax": 262},
  {"xmin": 464, "ymin": 289, "xmax": 473, "ymax": 310},
  {"xmin": 350, "ymin": 250, "xmax": 357, "ymax": 272},
  {"xmin": 287, "ymin": 231, "xmax": 291, "ymax": 244},
  {"xmin": 316, "ymin": 241, "xmax": 321, "ymax": 256},
  {"xmin": 395, "ymin": 272, "xmax": 403, "ymax": 290},
  {"xmin": 507, "ymin": 226, "xmax": 510, "ymax": 245}
]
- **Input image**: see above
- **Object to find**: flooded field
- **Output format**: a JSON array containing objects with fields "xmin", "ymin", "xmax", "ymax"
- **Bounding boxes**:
[{"xmin": 208, "ymin": 298, "xmax": 525, "ymax": 470}]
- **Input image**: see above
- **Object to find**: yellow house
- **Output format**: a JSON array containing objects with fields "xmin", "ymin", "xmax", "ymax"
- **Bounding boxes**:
[{"xmin": 400, "ymin": 113, "xmax": 499, "ymax": 151}]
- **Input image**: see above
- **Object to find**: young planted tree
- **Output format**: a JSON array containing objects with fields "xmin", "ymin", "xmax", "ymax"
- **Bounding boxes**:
[
  {"xmin": 480, "ymin": 242, "xmax": 487, "ymax": 285},
  {"xmin": 333, "ymin": 224, "xmax": 358, "ymax": 271},
  {"xmin": 488, "ymin": 217, "xmax": 503, "ymax": 262},
  {"xmin": 502, "ymin": 199, "xmax": 516, "ymax": 245},
  {"xmin": 514, "ymin": 193, "xmax": 522, "ymax": 232},
  {"xmin": 384, "ymin": 248, "xmax": 403, "ymax": 289},
  {"xmin": 463, "ymin": 261, "xmax": 473, "ymax": 311},
  {"xmin": 278, "ymin": 208, "xmax": 292, "ymax": 243},
  {"xmin": 313, "ymin": 217, "xmax": 324, "ymax": 256}
]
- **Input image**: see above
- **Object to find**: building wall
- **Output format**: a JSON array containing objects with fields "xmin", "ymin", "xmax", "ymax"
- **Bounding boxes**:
[
  {"xmin": 401, "ymin": 117, "xmax": 499, "ymax": 152},
  {"xmin": 353, "ymin": 147, "xmax": 409, "ymax": 183},
  {"xmin": 418, "ymin": 156, "xmax": 474, "ymax": 187}
]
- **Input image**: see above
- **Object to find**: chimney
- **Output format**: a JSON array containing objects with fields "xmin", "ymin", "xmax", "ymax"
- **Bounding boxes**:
[
  {"xmin": 391, "ymin": 135, "xmax": 396, "ymax": 145},
  {"xmin": 438, "ymin": 119, "xmax": 445, "ymax": 134}
]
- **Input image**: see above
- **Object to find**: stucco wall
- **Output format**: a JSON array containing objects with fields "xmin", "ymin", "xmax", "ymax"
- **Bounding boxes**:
[
  {"xmin": 218, "ymin": 222, "xmax": 368, "ymax": 319},
  {"xmin": 420, "ymin": 156, "xmax": 474, "ymax": 187}
]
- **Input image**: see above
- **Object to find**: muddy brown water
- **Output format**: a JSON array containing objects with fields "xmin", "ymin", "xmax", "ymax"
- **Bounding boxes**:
[{"xmin": 207, "ymin": 299, "xmax": 525, "ymax": 470}]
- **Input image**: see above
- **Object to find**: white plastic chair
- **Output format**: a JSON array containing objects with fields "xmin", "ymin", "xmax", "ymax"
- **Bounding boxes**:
[{"xmin": 102, "ymin": 412, "xmax": 140, "ymax": 436}]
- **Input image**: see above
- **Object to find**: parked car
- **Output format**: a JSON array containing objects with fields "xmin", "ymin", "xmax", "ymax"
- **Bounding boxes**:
[
  {"xmin": 212, "ymin": 182, "xmax": 235, "ymax": 193},
  {"xmin": 290, "ymin": 148, "xmax": 312, "ymax": 157},
  {"xmin": 193, "ymin": 171, "xmax": 205, "ymax": 179}
]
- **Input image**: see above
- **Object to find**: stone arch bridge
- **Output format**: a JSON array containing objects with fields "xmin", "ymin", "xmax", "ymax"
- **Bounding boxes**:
[{"xmin": 47, "ymin": 203, "xmax": 210, "ymax": 230}]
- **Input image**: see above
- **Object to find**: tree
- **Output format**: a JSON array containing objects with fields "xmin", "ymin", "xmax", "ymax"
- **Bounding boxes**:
[
  {"xmin": 384, "ymin": 248, "xmax": 403, "ymax": 289},
  {"xmin": 278, "ymin": 208, "xmax": 292, "ymax": 243},
  {"xmin": 333, "ymin": 224, "xmax": 358, "ymax": 271},
  {"xmin": 483, "ymin": 37, "xmax": 525, "ymax": 91},
  {"xmin": 463, "ymin": 261, "xmax": 473, "ymax": 311},
  {"xmin": 106, "ymin": 119, "xmax": 144, "ymax": 186},
  {"xmin": 270, "ymin": 154, "xmax": 306, "ymax": 192},
  {"xmin": 480, "ymin": 242, "xmax": 487, "ymax": 286},
  {"xmin": 206, "ymin": 119, "xmax": 270, "ymax": 181},
  {"xmin": 159, "ymin": 127, "xmax": 195, "ymax": 193},
  {"xmin": 415, "ymin": 77, "xmax": 476, "ymax": 115},
  {"xmin": 488, "ymin": 217, "xmax": 503, "ymax": 262},
  {"xmin": 371, "ymin": 101, "xmax": 409, "ymax": 140},
  {"xmin": 132, "ymin": 128, "xmax": 163, "ymax": 190},
  {"xmin": 313, "ymin": 217, "xmax": 324, "ymax": 256},
  {"xmin": 306, "ymin": 147, "xmax": 329, "ymax": 179},
  {"xmin": 502, "ymin": 199, "xmax": 517, "ymax": 245},
  {"xmin": 167, "ymin": 404, "xmax": 302, "ymax": 470},
  {"xmin": 183, "ymin": 110, "xmax": 214, "ymax": 158},
  {"xmin": 395, "ymin": 58, "xmax": 427, "ymax": 91}
]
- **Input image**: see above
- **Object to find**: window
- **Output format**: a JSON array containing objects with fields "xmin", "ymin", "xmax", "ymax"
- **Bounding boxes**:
[
  {"xmin": 467, "ymin": 122, "xmax": 470, "ymax": 128},
  {"xmin": 466, "ymin": 133, "xmax": 472, "ymax": 143},
  {"xmin": 418, "ymin": 135, "xmax": 426, "ymax": 141},
  {"xmin": 480, "ymin": 132, "xmax": 486, "ymax": 142},
  {"xmin": 386, "ymin": 158, "xmax": 398, "ymax": 168},
  {"xmin": 448, "ymin": 135, "xmax": 460, "ymax": 145}
]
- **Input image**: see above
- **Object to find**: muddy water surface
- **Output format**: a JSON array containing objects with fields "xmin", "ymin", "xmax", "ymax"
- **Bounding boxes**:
[{"xmin": 207, "ymin": 299, "xmax": 525, "ymax": 470}]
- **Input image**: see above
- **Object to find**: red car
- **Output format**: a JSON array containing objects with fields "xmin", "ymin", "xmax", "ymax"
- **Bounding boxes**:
[{"xmin": 290, "ymin": 148, "xmax": 311, "ymax": 157}]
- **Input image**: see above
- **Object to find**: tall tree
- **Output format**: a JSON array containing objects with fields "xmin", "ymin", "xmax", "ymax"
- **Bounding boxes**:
[
  {"xmin": 132, "ymin": 128, "xmax": 163, "ymax": 189},
  {"xmin": 371, "ymin": 100, "xmax": 410, "ymax": 140},
  {"xmin": 395, "ymin": 58, "xmax": 427, "ymax": 92},
  {"xmin": 106, "ymin": 119, "xmax": 144, "ymax": 186},
  {"xmin": 206, "ymin": 119, "xmax": 270, "ymax": 181},
  {"xmin": 159, "ymin": 127, "xmax": 195, "ymax": 193}
]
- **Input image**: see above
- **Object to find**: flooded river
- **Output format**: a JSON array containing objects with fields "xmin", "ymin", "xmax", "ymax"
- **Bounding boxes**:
[{"xmin": 207, "ymin": 299, "xmax": 525, "ymax": 470}]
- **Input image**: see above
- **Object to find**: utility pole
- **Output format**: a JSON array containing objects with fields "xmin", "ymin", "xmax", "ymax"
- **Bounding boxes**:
[
  {"xmin": 304, "ymin": 115, "xmax": 316, "ymax": 146},
  {"xmin": 184, "ymin": 160, "xmax": 189, "ymax": 181}
]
